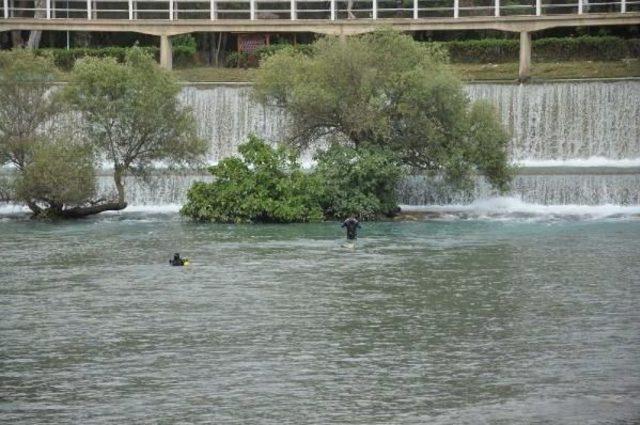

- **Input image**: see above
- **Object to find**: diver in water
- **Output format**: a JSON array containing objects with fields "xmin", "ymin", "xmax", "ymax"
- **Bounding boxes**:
[
  {"xmin": 341, "ymin": 216, "xmax": 361, "ymax": 241},
  {"xmin": 169, "ymin": 253, "xmax": 188, "ymax": 266}
]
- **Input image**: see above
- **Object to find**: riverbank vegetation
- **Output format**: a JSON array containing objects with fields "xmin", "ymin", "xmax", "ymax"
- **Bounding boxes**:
[{"xmin": 0, "ymin": 48, "xmax": 205, "ymax": 218}]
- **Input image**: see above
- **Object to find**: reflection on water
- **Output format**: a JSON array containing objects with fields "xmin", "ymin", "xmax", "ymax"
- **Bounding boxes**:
[{"xmin": 1, "ymin": 216, "xmax": 639, "ymax": 424}]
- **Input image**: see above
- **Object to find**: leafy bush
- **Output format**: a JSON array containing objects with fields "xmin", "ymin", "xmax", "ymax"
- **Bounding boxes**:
[
  {"xmin": 314, "ymin": 144, "xmax": 404, "ymax": 220},
  {"xmin": 225, "ymin": 44, "xmax": 312, "ymax": 68},
  {"xmin": 34, "ymin": 47, "xmax": 159, "ymax": 71},
  {"xmin": 438, "ymin": 39, "xmax": 519, "ymax": 64},
  {"xmin": 34, "ymin": 43, "xmax": 198, "ymax": 71},
  {"xmin": 435, "ymin": 36, "xmax": 637, "ymax": 63},
  {"xmin": 532, "ymin": 36, "xmax": 631, "ymax": 61},
  {"xmin": 225, "ymin": 51, "xmax": 251, "ymax": 68},
  {"xmin": 172, "ymin": 35, "xmax": 198, "ymax": 68},
  {"xmin": 14, "ymin": 137, "xmax": 97, "ymax": 217},
  {"xmin": 181, "ymin": 136, "xmax": 323, "ymax": 223},
  {"xmin": 182, "ymin": 137, "xmax": 408, "ymax": 223}
]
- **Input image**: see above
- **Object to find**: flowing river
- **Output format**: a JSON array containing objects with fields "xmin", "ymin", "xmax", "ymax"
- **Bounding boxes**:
[
  {"xmin": 1, "ymin": 79, "xmax": 639, "ymax": 423},
  {"xmin": 1, "ymin": 215, "xmax": 639, "ymax": 423}
]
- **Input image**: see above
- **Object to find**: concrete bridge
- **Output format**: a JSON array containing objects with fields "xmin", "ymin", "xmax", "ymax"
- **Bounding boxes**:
[{"xmin": 1, "ymin": 0, "xmax": 639, "ymax": 79}]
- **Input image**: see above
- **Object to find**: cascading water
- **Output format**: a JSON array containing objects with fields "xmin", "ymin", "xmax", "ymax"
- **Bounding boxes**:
[
  {"xmin": 92, "ymin": 80, "xmax": 639, "ymax": 217},
  {"xmin": 466, "ymin": 81, "xmax": 640, "ymax": 160}
]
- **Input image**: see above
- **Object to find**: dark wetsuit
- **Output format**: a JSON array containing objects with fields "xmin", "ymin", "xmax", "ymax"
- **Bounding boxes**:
[
  {"xmin": 341, "ymin": 218, "xmax": 361, "ymax": 240},
  {"xmin": 170, "ymin": 254, "xmax": 185, "ymax": 266}
]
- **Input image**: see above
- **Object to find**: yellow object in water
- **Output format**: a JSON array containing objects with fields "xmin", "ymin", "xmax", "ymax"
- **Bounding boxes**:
[{"xmin": 183, "ymin": 259, "xmax": 190, "ymax": 266}]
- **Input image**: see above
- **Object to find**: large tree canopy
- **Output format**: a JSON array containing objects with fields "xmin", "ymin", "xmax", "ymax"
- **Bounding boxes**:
[{"xmin": 254, "ymin": 30, "xmax": 514, "ymax": 191}]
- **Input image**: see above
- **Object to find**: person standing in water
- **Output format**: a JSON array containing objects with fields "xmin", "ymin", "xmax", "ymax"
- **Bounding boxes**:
[{"xmin": 341, "ymin": 216, "xmax": 361, "ymax": 242}]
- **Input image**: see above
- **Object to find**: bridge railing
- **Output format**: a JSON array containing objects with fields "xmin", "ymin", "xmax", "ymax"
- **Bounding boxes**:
[{"xmin": 2, "ymin": 0, "xmax": 637, "ymax": 20}]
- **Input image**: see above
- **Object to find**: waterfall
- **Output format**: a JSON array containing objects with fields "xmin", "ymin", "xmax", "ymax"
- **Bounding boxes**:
[
  {"xmin": 178, "ymin": 81, "xmax": 640, "ymax": 163},
  {"xmin": 465, "ymin": 81, "xmax": 640, "ymax": 160},
  {"xmin": 179, "ymin": 84, "xmax": 290, "ymax": 163},
  {"xmin": 107, "ymin": 80, "xmax": 638, "ymax": 210},
  {"xmin": 4, "ymin": 80, "xmax": 638, "ymax": 214}
]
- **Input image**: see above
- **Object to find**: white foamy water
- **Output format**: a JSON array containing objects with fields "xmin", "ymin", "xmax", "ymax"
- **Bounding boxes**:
[
  {"xmin": 180, "ymin": 81, "xmax": 640, "ymax": 163},
  {"xmin": 466, "ymin": 81, "xmax": 640, "ymax": 160},
  {"xmin": 401, "ymin": 197, "xmax": 640, "ymax": 220},
  {"xmin": 517, "ymin": 157, "xmax": 640, "ymax": 168}
]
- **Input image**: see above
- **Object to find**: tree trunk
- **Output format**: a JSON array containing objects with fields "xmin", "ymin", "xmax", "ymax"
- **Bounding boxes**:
[
  {"xmin": 11, "ymin": 31, "xmax": 24, "ymax": 48},
  {"xmin": 114, "ymin": 165, "xmax": 126, "ymax": 205},
  {"xmin": 27, "ymin": 31, "xmax": 43, "ymax": 49},
  {"xmin": 59, "ymin": 201, "xmax": 127, "ymax": 218},
  {"xmin": 347, "ymin": 0, "xmax": 355, "ymax": 18},
  {"xmin": 26, "ymin": 201, "xmax": 43, "ymax": 216},
  {"xmin": 26, "ymin": 0, "xmax": 46, "ymax": 49}
]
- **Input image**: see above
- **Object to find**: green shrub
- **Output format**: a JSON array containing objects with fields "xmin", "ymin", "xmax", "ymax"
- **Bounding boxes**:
[
  {"xmin": 14, "ymin": 137, "xmax": 97, "ymax": 217},
  {"xmin": 225, "ymin": 44, "xmax": 312, "ymax": 68},
  {"xmin": 437, "ymin": 39, "xmax": 519, "ymax": 64},
  {"xmin": 314, "ymin": 145, "xmax": 404, "ymax": 220},
  {"xmin": 225, "ymin": 51, "xmax": 250, "ymax": 68},
  {"xmin": 34, "ymin": 47, "xmax": 159, "ymax": 71},
  {"xmin": 34, "ymin": 44, "xmax": 198, "ymax": 71},
  {"xmin": 533, "ymin": 36, "xmax": 629, "ymax": 61},
  {"xmin": 433, "ymin": 36, "xmax": 637, "ymax": 63},
  {"xmin": 172, "ymin": 35, "xmax": 198, "ymax": 67},
  {"xmin": 181, "ymin": 136, "xmax": 323, "ymax": 223}
]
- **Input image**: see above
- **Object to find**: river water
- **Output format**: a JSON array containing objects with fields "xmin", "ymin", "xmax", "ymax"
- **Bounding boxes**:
[{"xmin": 1, "ymin": 214, "xmax": 639, "ymax": 424}]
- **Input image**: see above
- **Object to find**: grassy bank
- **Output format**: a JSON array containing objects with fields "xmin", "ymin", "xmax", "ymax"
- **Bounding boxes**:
[{"xmin": 172, "ymin": 60, "xmax": 640, "ymax": 83}]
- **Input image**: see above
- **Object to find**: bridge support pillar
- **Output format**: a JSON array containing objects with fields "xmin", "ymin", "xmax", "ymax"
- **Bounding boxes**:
[
  {"xmin": 518, "ymin": 31, "xmax": 531, "ymax": 81},
  {"xmin": 160, "ymin": 34, "xmax": 172, "ymax": 70}
]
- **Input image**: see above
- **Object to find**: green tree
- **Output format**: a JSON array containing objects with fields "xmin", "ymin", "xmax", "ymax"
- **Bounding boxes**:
[
  {"xmin": 14, "ymin": 137, "xmax": 99, "ymax": 218},
  {"xmin": 0, "ymin": 50, "xmax": 104, "ymax": 217},
  {"xmin": 181, "ymin": 135, "xmax": 323, "ymax": 223},
  {"xmin": 0, "ymin": 50, "xmax": 57, "ymax": 172},
  {"xmin": 63, "ymin": 47, "xmax": 207, "ymax": 207},
  {"xmin": 254, "ymin": 29, "xmax": 514, "ymax": 192}
]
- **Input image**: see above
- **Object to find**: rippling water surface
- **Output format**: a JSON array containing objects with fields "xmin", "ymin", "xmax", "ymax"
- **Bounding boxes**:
[{"xmin": 1, "ymin": 214, "xmax": 639, "ymax": 424}]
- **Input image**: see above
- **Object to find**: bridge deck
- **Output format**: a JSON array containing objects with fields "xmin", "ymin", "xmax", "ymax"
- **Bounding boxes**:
[{"xmin": 1, "ymin": 13, "xmax": 639, "ymax": 35}]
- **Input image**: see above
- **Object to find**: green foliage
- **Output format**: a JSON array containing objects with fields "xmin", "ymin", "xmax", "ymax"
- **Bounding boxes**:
[
  {"xmin": 531, "ymin": 36, "xmax": 633, "ymax": 62},
  {"xmin": 226, "ymin": 44, "xmax": 313, "ymax": 68},
  {"xmin": 172, "ymin": 34, "xmax": 197, "ymax": 51},
  {"xmin": 14, "ymin": 137, "xmax": 97, "ymax": 216},
  {"xmin": 63, "ymin": 47, "xmax": 206, "ymax": 204},
  {"xmin": 314, "ymin": 145, "xmax": 404, "ymax": 220},
  {"xmin": 32, "ymin": 43, "xmax": 199, "ymax": 71},
  {"xmin": 225, "ymin": 51, "xmax": 251, "ymax": 68},
  {"xmin": 0, "ymin": 50, "xmax": 58, "ymax": 170},
  {"xmin": 437, "ymin": 36, "xmax": 637, "ymax": 63},
  {"xmin": 171, "ymin": 35, "xmax": 198, "ymax": 68},
  {"xmin": 255, "ymin": 29, "xmax": 512, "ymax": 192},
  {"xmin": 436, "ymin": 39, "xmax": 519, "ymax": 64},
  {"xmin": 33, "ymin": 46, "xmax": 159, "ymax": 71},
  {"xmin": 181, "ymin": 136, "xmax": 323, "ymax": 223}
]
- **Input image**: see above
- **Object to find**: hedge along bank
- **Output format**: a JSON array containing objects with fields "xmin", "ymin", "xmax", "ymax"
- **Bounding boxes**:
[
  {"xmin": 227, "ymin": 36, "xmax": 639, "ymax": 68},
  {"xmin": 437, "ymin": 36, "xmax": 640, "ymax": 64},
  {"xmin": 33, "ymin": 36, "xmax": 198, "ymax": 71}
]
